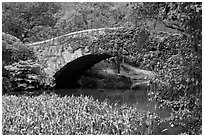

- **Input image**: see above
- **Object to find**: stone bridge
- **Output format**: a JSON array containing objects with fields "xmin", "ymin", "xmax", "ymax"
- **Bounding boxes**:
[{"xmin": 26, "ymin": 27, "xmax": 150, "ymax": 77}]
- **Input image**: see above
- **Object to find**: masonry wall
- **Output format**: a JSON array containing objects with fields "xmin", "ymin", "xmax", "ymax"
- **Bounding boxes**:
[{"xmin": 26, "ymin": 28, "xmax": 123, "ymax": 76}]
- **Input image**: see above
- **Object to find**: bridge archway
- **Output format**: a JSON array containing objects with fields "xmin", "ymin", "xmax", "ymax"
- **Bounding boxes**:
[{"xmin": 54, "ymin": 53, "xmax": 114, "ymax": 89}]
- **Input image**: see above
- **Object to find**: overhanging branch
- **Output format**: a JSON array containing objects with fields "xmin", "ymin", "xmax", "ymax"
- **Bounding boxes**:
[{"xmin": 161, "ymin": 19, "xmax": 185, "ymax": 33}]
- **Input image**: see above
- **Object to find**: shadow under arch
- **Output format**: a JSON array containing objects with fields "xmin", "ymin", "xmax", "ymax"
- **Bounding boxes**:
[{"xmin": 54, "ymin": 53, "xmax": 114, "ymax": 89}]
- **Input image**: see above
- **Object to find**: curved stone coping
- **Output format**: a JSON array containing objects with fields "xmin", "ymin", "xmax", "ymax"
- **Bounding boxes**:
[{"xmin": 26, "ymin": 27, "xmax": 124, "ymax": 46}]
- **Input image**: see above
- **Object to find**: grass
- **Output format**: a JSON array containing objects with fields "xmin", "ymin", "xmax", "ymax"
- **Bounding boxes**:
[{"xmin": 2, "ymin": 92, "xmax": 158, "ymax": 135}]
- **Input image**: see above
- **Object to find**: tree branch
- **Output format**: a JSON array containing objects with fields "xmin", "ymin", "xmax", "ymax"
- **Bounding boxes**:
[{"xmin": 161, "ymin": 19, "xmax": 185, "ymax": 33}]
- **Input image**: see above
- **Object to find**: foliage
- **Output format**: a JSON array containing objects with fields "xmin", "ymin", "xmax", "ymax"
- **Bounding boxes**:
[
  {"xmin": 2, "ymin": 93, "xmax": 159, "ymax": 135},
  {"xmin": 4, "ymin": 60, "xmax": 55, "ymax": 93},
  {"xmin": 133, "ymin": 3, "xmax": 202, "ymax": 134},
  {"xmin": 64, "ymin": 26, "xmax": 150, "ymax": 62},
  {"xmin": 131, "ymin": 32, "xmax": 202, "ymax": 134},
  {"xmin": 2, "ymin": 2, "xmax": 202, "ymax": 134},
  {"xmin": 2, "ymin": 32, "xmax": 36, "ymax": 66},
  {"xmin": 55, "ymin": 3, "xmax": 131, "ymax": 35},
  {"xmin": 2, "ymin": 2, "xmax": 134, "ymax": 42},
  {"xmin": 2, "ymin": 32, "xmax": 37, "ymax": 94},
  {"xmin": 125, "ymin": 2, "xmax": 202, "ymax": 135},
  {"xmin": 2, "ymin": 2, "xmax": 60, "ymax": 42},
  {"xmin": 2, "ymin": 2, "xmax": 201, "ymax": 43},
  {"xmin": 2, "ymin": 77, "xmax": 14, "ymax": 94},
  {"xmin": 25, "ymin": 26, "xmax": 58, "ymax": 42},
  {"xmin": 2, "ymin": 32, "xmax": 55, "ymax": 94}
]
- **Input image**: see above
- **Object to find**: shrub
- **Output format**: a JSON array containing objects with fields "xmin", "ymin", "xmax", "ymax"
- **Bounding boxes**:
[
  {"xmin": 137, "ymin": 32, "xmax": 202, "ymax": 134},
  {"xmin": 2, "ymin": 32, "xmax": 36, "ymax": 65},
  {"xmin": 4, "ymin": 60, "xmax": 55, "ymax": 93},
  {"xmin": 2, "ymin": 32, "xmax": 37, "ymax": 93}
]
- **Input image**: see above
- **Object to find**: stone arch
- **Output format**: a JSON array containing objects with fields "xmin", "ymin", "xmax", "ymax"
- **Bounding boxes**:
[{"xmin": 54, "ymin": 53, "xmax": 114, "ymax": 89}]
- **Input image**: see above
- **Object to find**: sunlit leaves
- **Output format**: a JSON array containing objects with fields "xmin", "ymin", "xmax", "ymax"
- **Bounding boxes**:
[
  {"xmin": 2, "ymin": 94, "xmax": 158, "ymax": 135},
  {"xmin": 4, "ymin": 60, "xmax": 55, "ymax": 92}
]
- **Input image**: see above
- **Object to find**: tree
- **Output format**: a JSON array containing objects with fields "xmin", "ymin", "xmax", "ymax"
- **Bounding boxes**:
[
  {"xmin": 123, "ymin": 3, "xmax": 202, "ymax": 134},
  {"xmin": 2, "ymin": 2, "xmax": 60, "ymax": 42},
  {"xmin": 54, "ymin": 2, "xmax": 131, "ymax": 35}
]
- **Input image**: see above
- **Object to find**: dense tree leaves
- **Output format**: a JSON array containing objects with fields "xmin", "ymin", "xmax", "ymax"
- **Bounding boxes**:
[
  {"xmin": 2, "ymin": 2, "xmax": 60, "ymax": 42},
  {"xmin": 54, "ymin": 2, "xmax": 131, "ymax": 35},
  {"xmin": 125, "ymin": 3, "xmax": 202, "ymax": 134},
  {"xmin": 2, "ymin": 32, "xmax": 35, "ymax": 66}
]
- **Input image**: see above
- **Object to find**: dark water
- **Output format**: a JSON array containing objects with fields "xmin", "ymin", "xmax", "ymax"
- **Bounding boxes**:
[{"xmin": 54, "ymin": 88, "xmax": 171, "ymax": 118}]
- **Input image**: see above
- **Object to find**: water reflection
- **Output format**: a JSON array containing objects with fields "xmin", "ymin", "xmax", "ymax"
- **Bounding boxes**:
[{"xmin": 54, "ymin": 88, "xmax": 171, "ymax": 118}]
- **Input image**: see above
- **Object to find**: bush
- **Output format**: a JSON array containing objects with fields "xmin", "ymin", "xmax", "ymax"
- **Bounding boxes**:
[
  {"xmin": 2, "ymin": 32, "xmax": 55, "ymax": 94},
  {"xmin": 2, "ymin": 32, "xmax": 36, "ymax": 65},
  {"xmin": 3, "ymin": 60, "xmax": 55, "ymax": 93},
  {"xmin": 2, "ymin": 32, "xmax": 37, "ymax": 93},
  {"xmin": 135, "ymin": 32, "xmax": 202, "ymax": 134}
]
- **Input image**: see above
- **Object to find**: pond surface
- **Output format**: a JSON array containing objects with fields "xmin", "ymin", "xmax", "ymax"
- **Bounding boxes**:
[{"xmin": 54, "ymin": 88, "xmax": 171, "ymax": 118}]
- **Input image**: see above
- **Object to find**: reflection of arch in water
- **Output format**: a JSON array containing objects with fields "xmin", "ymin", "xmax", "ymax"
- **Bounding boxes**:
[{"xmin": 54, "ymin": 53, "xmax": 114, "ymax": 89}]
